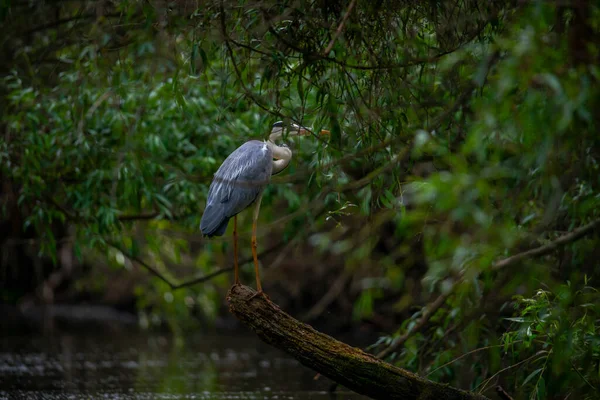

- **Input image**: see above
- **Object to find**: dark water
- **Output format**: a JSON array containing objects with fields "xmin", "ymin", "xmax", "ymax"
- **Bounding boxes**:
[{"xmin": 0, "ymin": 331, "xmax": 367, "ymax": 400}]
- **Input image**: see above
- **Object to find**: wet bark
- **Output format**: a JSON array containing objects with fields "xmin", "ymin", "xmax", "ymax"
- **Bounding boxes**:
[{"xmin": 227, "ymin": 285, "xmax": 489, "ymax": 400}]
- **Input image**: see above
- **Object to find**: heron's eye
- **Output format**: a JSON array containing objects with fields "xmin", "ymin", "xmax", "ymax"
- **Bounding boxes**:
[{"xmin": 272, "ymin": 121, "xmax": 284, "ymax": 128}]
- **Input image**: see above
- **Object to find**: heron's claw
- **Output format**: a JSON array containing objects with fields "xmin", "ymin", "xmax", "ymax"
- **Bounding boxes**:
[{"xmin": 247, "ymin": 290, "xmax": 269, "ymax": 301}]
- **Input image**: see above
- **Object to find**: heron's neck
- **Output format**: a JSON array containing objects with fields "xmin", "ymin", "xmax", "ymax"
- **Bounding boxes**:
[{"xmin": 267, "ymin": 140, "xmax": 292, "ymax": 174}]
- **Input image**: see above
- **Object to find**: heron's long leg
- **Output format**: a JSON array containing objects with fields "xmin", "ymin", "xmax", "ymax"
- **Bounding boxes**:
[
  {"xmin": 251, "ymin": 193, "xmax": 264, "ymax": 294},
  {"xmin": 233, "ymin": 215, "xmax": 240, "ymax": 285}
]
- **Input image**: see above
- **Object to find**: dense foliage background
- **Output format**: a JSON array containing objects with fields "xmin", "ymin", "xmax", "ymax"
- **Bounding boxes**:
[{"xmin": 1, "ymin": 0, "xmax": 599, "ymax": 399}]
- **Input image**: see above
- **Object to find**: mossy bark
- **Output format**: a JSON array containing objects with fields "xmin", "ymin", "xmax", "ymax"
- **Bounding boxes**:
[{"xmin": 227, "ymin": 285, "xmax": 489, "ymax": 400}]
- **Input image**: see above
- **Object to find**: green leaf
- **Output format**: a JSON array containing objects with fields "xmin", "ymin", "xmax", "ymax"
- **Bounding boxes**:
[
  {"xmin": 297, "ymin": 76, "xmax": 304, "ymax": 102},
  {"xmin": 522, "ymin": 367, "xmax": 543, "ymax": 386},
  {"xmin": 536, "ymin": 376, "xmax": 546, "ymax": 399},
  {"xmin": 504, "ymin": 317, "xmax": 527, "ymax": 323}
]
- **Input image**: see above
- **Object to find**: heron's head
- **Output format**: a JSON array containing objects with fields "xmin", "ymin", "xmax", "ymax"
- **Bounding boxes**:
[{"xmin": 269, "ymin": 121, "xmax": 330, "ymax": 142}]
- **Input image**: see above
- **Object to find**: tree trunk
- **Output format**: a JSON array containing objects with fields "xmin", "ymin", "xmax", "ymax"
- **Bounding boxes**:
[{"xmin": 227, "ymin": 285, "xmax": 489, "ymax": 400}]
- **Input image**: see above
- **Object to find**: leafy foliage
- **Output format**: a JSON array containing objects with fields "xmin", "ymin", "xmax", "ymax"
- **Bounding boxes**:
[{"xmin": 502, "ymin": 281, "xmax": 599, "ymax": 399}]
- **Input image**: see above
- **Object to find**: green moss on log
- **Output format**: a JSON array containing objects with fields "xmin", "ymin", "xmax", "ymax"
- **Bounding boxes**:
[{"xmin": 227, "ymin": 285, "xmax": 489, "ymax": 400}]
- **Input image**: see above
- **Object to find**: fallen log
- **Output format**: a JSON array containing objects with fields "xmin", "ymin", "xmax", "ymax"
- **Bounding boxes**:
[{"xmin": 227, "ymin": 285, "xmax": 489, "ymax": 400}]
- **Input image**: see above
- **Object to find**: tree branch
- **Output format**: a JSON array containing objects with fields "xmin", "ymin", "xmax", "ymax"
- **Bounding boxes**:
[
  {"xmin": 23, "ymin": 13, "xmax": 94, "ymax": 35},
  {"xmin": 107, "ymin": 240, "xmax": 285, "ymax": 290},
  {"xmin": 374, "ymin": 217, "xmax": 600, "ymax": 359},
  {"xmin": 301, "ymin": 269, "xmax": 351, "ymax": 321},
  {"xmin": 23, "ymin": 12, "xmax": 124, "ymax": 35},
  {"xmin": 376, "ymin": 291, "xmax": 452, "ymax": 359},
  {"xmin": 495, "ymin": 386, "xmax": 514, "ymax": 400},
  {"xmin": 322, "ymin": 0, "xmax": 357, "ymax": 56},
  {"xmin": 227, "ymin": 284, "xmax": 489, "ymax": 400},
  {"xmin": 491, "ymin": 218, "xmax": 600, "ymax": 271}
]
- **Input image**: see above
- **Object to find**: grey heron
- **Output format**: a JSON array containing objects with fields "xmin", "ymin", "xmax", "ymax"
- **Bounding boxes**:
[{"xmin": 200, "ymin": 121, "xmax": 330, "ymax": 297}]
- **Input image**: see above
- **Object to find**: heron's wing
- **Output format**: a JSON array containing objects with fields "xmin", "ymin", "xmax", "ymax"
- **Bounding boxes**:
[
  {"xmin": 217, "ymin": 141, "xmax": 273, "ymax": 214},
  {"xmin": 200, "ymin": 141, "xmax": 272, "ymax": 236}
]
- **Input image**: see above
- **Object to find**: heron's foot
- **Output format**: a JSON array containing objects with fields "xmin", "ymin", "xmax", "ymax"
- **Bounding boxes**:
[{"xmin": 247, "ymin": 290, "xmax": 269, "ymax": 301}]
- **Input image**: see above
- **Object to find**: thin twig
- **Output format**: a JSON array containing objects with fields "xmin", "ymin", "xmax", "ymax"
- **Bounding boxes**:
[
  {"xmin": 339, "ymin": 147, "xmax": 410, "ymax": 192},
  {"xmin": 376, "ymin": 291, "xmax": 451, "ymax": 359},
  {"xmin": 426, "ymin": 344, "xmax": 514, "ymax": 377},
  {"xmin": 476, "ymin": 351, "xmax": 547, "ymax": 394},
  {"xmin": 77, "ymin": 90, "xmax": 112, "ymax": 134},
  {"xmin": 322, "ymin": 0, "xmax": 357, "ymax": 57},
  {"xmin": 220, "ymin": 2, "xmax": 279, "ymax": 117},
  {"xmin": 106, "ymin": 240, "xmax": 285, "ymax": 290},
  {"xmin": 570, "ymin": 358, "xmax": 597, "ymax": 391},
  {"xmin": 265, "ymin": 16, "xmax": 489, "ymax": 72},
  {"xmin": 495, "ymin": 386, "xmax": 514, "ymax": 400},
  {"xmin": 301, "ymin": 269, "xmax": 352, "ymax": 321},
  {"xmin": 24, "ymin": 13, "xmax": 92, "ymax": 35}
]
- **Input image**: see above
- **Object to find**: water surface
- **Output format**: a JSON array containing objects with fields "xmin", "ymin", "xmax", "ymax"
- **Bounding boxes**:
[{"xmin": 0, "ymin": 330, "xmax": 367, "ymax": 399}]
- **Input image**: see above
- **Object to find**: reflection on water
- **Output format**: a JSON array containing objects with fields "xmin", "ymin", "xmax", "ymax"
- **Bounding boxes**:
[{"xmin": 0, "ymin": 330, "xmax": 367, "ymax": 399}]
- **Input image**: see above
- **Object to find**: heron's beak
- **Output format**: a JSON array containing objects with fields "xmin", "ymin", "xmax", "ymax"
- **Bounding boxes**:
[
  {"xmin": 290, "ymin": 123, "xmax": 307, "ymax": 136},
  {"xmin": 292, "ymin": 123, "xmax": 329, "ymax": 136}
]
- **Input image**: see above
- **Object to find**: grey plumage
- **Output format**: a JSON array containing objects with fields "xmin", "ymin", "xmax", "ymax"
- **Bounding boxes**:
[{"xmin": 200, "ymin": 140, "xmax": 273, "ymax": 237}]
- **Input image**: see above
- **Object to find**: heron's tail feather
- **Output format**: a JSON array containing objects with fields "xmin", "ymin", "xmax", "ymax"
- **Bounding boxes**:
[
  {"xmin": 200, "ymin": 203, "xmax": 230, "ymax": 237},
  {"xmin": 211, "ymin": 218, "xmax": 230, "ymax": 237}
]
